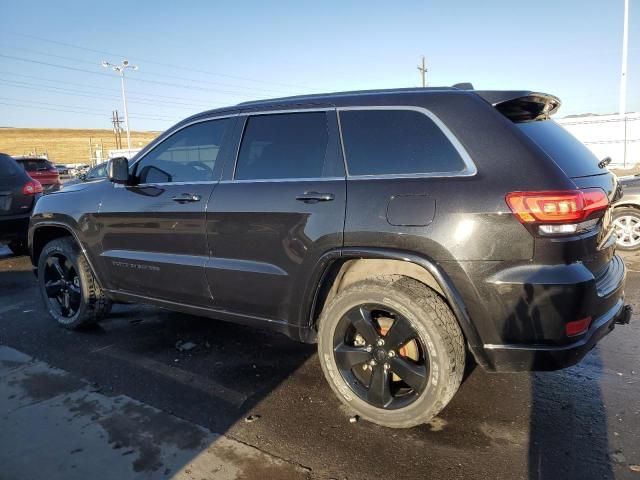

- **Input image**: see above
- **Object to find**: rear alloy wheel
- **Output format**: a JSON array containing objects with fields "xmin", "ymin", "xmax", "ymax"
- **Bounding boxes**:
[
  {"xmin": 37, "ymin": 237, "xmax": 112, "ymax": 329},
  {"xmin": 318, "ymin": 276, "xmax": 465, "ymax": 428},
  {"xmin": 613, "ymin": 207, "xmax": 640, "ymax": 251}
]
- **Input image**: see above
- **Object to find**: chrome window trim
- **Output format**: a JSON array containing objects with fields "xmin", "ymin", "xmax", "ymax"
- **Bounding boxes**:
[
  {"xmin": 134, "ymin": 180, "xmax": 217, "ymax": 187},
  {"xmin": 246, "ymin": 107, "xmax": 334, "ymax": 116},
  {"xmin": 219, "ymin": 177, "xmax": 343, "ymax": 184},
  {"xmin": 337, "ymin": 105, "xmax": 477, "ymax": 178},
  {"xmin": 128, "ymin": 113, "xmax": 239, "ymax": 170}
]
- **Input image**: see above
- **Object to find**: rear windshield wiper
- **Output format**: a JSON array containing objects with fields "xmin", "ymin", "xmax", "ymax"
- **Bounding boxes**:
[{"xmin": 598, "ymin": 157, "xmax": 612, "ymax": 169}]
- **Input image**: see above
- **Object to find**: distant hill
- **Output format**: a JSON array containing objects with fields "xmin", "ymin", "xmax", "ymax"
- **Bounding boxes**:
[{"xmin": 0, "ymin": 128, "xmax": 161, "ymax": 165}]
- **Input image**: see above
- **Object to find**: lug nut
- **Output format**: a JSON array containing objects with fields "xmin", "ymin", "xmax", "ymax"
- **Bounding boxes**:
[
  {"xmin": 388, "ymin": 350, "xmax": 396, "ymax": 358},
  {"xmin": 376, "ymin": 339, "xmax": 385, "ymax": 347},
  {"xmin": 369, "ymin": 359, "xmax": 377, "ymax": 367},
  {"xmin": 365, "ymin": 345, "xmax": 372, "ymax": 352},
  {"xmin": 384, "ymin": 363, "xmax": 390, "ymax": 370}
]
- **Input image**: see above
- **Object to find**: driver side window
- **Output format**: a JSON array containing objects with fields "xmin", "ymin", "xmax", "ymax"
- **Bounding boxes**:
[{"xmin": 136, "ymin": 118, "xmax": 231, "ymax": 183}]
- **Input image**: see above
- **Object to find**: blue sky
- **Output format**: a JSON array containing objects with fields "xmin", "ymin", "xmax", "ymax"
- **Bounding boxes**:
[{"xmin": 1, "ymin": 0, "xmax": 638, "ymax": 130}]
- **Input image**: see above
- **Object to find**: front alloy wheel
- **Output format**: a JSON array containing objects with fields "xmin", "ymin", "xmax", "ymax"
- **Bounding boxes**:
[
  {"xmin": 43, "ymin": 252, "xmax": 82, "ymax": 321},
  {"xmin": 37, "ymin": 237, "xmax": 112, "ymax": 329}
]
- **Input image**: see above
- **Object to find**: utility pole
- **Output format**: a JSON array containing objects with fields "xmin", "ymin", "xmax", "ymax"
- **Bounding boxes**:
[
  {"xmin": 111, "ymin": 110, "xmax": 123, "ymax": 149},
  {"xmin": 101, "ymin": 59, "xmax": 138, "ymax": 153},
  {"xmin": 619, "ymin": 0, "xmax": 629, "ymax": 116},
  {"xmin": 417, "ymin": 56, "xmax": 428, "ymax": 88}
]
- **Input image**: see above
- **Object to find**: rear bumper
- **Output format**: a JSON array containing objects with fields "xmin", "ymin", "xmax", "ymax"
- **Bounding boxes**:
[{"xmin": 482, "ymin": 300, "xmax": 631, "ymax": 371}]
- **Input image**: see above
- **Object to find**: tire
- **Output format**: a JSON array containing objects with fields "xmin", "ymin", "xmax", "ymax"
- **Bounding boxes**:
[
  {"xmin": 8, "ymin": 239, "xmax": 29, "ymax": 256},
  {"xmin": 37, "ymin": 237, "xmax": 112, "ymax": 329},
  {"xmin": 613, "ymin": 207, "xmax": 640, "ymax": 251},
  {"xmin": 317, "ymin": 275, "xmax": 465, "ymax": 428}
]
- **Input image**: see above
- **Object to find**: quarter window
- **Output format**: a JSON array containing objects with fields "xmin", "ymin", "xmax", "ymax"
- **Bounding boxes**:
[
  {"xmin": 235, "ymin": 112, "xmax": 331, "ymax": 180},
  {"xmin": 136, "ymin": 118, "xmax": 231, "ymax": 183},
  {"xmin": 339, "ymin": 109, "xmax": 467, "ymax": 176}
]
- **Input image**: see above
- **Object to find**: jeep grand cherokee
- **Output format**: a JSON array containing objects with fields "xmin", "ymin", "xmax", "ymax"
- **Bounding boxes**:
[{"xmin": 28, "ymin": 87, "xmax": 631, "ymax": 428}]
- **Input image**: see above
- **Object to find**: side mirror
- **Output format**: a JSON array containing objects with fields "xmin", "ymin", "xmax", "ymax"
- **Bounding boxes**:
[
  {"xmin": 107, "ymin": 157, "xmax": 129, "ymax": 184},
  {"xmin": 78, "ymin": 173, "xmax": 87, "ymax": 181}
]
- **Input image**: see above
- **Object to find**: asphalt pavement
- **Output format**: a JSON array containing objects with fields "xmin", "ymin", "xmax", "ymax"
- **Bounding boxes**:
[{"xmin": 0, "ymin": 246, "xmax": 639, "ymax": 480}]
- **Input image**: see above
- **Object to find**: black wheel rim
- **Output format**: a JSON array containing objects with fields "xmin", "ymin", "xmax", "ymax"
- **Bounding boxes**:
[
  {"xmin": 43, "ymin": 253, "xmax": 81, "ymax": 321},
  {"xmin": 332, "ymin": 304, "xmax": 430, "ymax": 410}
]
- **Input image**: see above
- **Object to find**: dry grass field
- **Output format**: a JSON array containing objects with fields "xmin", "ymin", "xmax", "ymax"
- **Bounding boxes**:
[{"xmin": 0, "ymin": 128, "xmax": 161, "ymax": 165}]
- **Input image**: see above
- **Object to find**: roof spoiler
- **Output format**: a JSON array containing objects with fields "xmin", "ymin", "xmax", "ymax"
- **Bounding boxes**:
[
  {"xmin": 475, "ymin": 90, "xmax": 561, "ymax": 122},
  {"xmin": 451, "ymin": 84, "xmax": 561, "ymax": 121}
]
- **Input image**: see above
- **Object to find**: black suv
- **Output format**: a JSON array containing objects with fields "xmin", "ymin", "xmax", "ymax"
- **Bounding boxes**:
[
  {"xmin": 29, "ymin": 87, "xmax": 631, "ymax": 428},
  {"xmin": 1, "ymin": 153, "xmax": 43, "ymax": 255}
]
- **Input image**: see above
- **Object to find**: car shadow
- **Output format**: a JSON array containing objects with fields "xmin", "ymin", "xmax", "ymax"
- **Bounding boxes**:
[
  {"xmin": 500, "ymin": 282, "xmax": 614, "ymax": 479},
  {"xmin": 529, "ymin": 351, "xmax": 613, "ymax": 479}
]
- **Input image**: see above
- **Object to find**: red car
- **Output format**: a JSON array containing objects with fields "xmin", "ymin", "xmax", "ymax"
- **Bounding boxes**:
[{"xmin": 14, "ymin": 156, "xmax": 62, "ymax": 193}]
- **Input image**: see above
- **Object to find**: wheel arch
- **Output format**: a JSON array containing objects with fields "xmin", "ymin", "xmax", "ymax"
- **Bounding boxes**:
[
  {"xmin": 613, "ymin": 203, "xmax": 640, "ymax": 211},
  {"xmin": 305, "ymin": 247, "xmax": 490, "ymax": 368},
  {"xmin": 30, "ymin": 222, "xmax": 105, "ymax": 290}
]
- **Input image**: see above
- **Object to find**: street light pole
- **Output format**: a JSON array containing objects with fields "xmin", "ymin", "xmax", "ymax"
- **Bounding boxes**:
[
  {"xmin": 119, "ymin": 70, "xmax": 132, "ymax": 152},
  {"xmin": 619, "ymin": 0, "xmax": 629, "ymax": 116},
  {"xmin": 101, "ymin": 59, "xmax": 138, "ymax": 153}
]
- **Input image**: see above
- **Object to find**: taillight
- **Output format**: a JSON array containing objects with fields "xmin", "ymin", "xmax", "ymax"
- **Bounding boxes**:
[
  {"xmin": 506, "ymin": 189, "xmax": 609, "ymax": 235},
  {"xmin": 22, "ymin": 180, "xmax": 43, "ymax": 195}
]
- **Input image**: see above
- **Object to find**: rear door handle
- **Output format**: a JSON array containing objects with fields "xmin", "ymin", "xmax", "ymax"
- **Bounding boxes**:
[
  {"xmin": 296, "ymin": 192, "xmax": 335, "ymax": 203},
  {"xmin": 172, "ymin": 193, "xmax": 201, "ymax": 203}
]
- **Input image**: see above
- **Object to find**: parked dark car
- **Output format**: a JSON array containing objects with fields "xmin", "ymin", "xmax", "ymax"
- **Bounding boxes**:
[
  {"xmin": 28, "ymin": 87, "xmax": 631, "ymax": 428},
  {"xmin": 0, "ymin": 153, "xmax": 43, "ymax": 254},
  {"xmin": 612, "ymin": 174, "xmax": 640, "ymax": 250},
  {"xmin": 55, "ymin": 164, "xmax": 70, "ymax": 176},
  {"xmin": 14, "ymin": 156, "xmax": 62, "ymax": 193},
  {"xmin": 64, "ymin": 162, "xmax": 109, "ymax": 187}
]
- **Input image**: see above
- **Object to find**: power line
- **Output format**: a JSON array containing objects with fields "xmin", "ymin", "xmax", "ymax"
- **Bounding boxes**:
[
  {"xmin": 0, "ymin": 96, "xmax": 178, "ymax": 121},
  {"xmin": 7, "ymin": 31, "xmax": 313, "ymax": 90},
  {"xmin": 0, "ymin": 44, "xmax": 298, "ymax": 95},
  {"xmin": 0, "ymin": 78, "xmax": 214, "ymax": 110},
  {"xmin": 0, "ymin": 101, "xmax": 171, "ymax": 123},
  {"xmin": 0, "ymin": 54, "xmax": 275, "ymax": 97},
  {"xmin": 0, "ymin": 71, "xmax": 225, "ymax": 105}
]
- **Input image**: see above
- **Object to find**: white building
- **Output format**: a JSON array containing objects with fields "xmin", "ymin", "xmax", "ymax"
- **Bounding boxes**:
[{"xmin": 557, "ymin": 113, "xmax": 639, "ymax": 170}]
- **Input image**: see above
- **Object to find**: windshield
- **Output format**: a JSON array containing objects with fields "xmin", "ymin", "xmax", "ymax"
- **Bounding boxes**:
[{"xmin": 517, "ymin": 120, "xmax": 602, "ymax": 178}]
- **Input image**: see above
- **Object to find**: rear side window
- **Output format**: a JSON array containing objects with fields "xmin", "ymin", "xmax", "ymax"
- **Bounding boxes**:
[
  {"xmin": 235, "ymin": 112, "xmax": 330, "ymax": 180},
  {"xmin": 517, "ymin": 120, "xmax": 601, "ymax": 178},
  {"xmin": 0, "ymin": 155, "xmax": 19, "ymax": 176},
  {"xmin": 339, "ymin": 109, "xmax": 468, "ymax": 176}
]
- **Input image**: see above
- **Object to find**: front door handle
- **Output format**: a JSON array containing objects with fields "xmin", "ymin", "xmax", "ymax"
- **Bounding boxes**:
[
  {"xmin": 172, "ymin": 193, "xmax": 201, "ymax": 203},
  {"xmin": 296, "ymin": 191, "xmax": 335, "ymax": 203}
]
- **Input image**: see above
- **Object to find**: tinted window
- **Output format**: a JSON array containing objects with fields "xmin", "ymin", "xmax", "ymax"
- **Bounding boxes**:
[
  {"xmin": 88, "ymin": 163, "xmax": 108, "ymax": 179},
  {"xmin": 235, "ymin": 112, "xmax": 330, "ymax": 180},
  {"xmin": 0, "ymin": 154, "xmax": 19, "ymax": 177},
  {"xmin": 136, "ymin": 118, "xmax": 231, "ymax": 183},
  {"xmin": 339, "ymin": 109, "xmax": 467, "ymax": 176},
  {"xmin": 17, "ymin": 158, "xmax": 51, "ymax": 171},
  {"xmin": 517, "ymin": 120, "xmax": 601, "ymax": 178}
]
